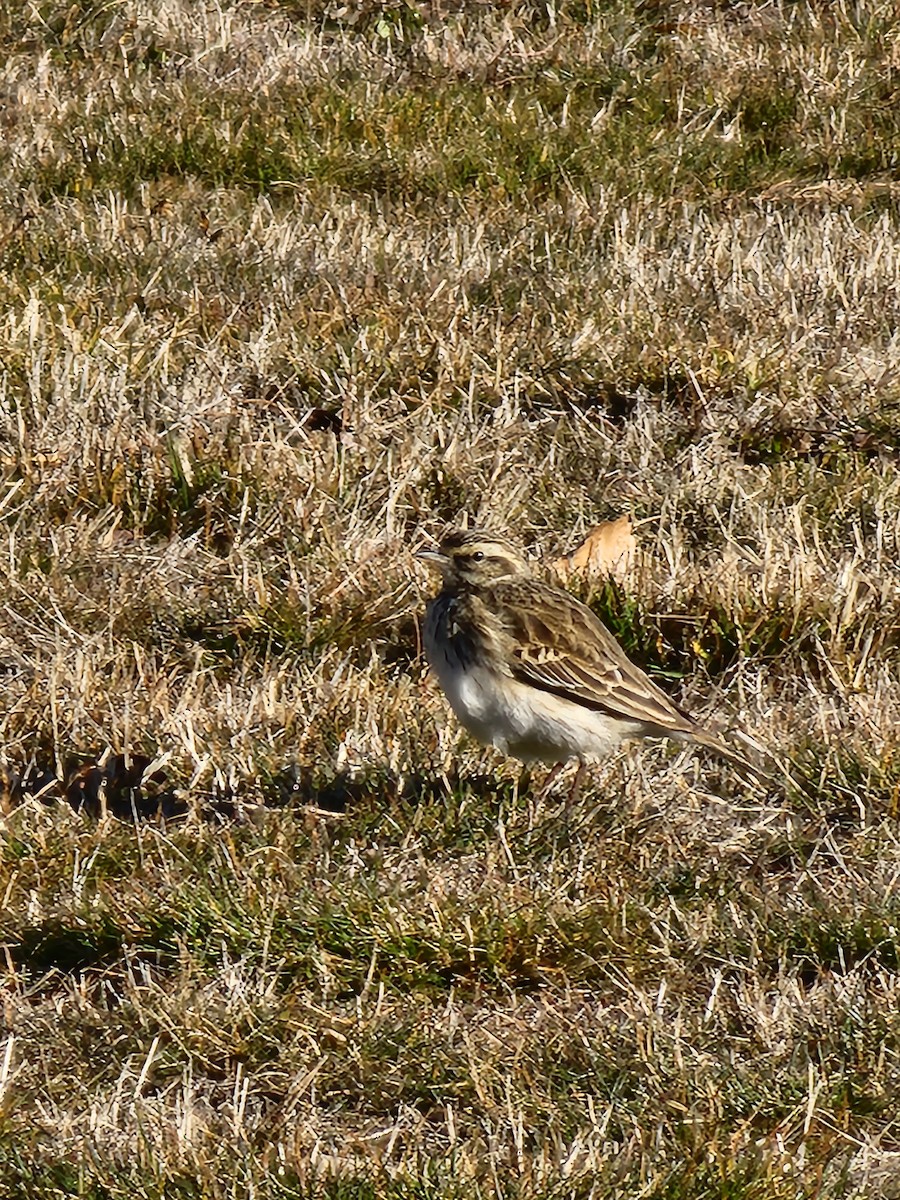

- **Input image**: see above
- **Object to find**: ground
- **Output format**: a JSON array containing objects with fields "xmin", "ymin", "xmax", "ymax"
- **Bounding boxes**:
[{"xmin": 1, "ymin": 0, "xmax": 900, "ymax": 1196}]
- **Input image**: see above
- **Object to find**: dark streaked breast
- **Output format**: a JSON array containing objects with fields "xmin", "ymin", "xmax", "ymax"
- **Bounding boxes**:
[{"xmin": 423, "ymin": 592, "xmax": 483, "ymax": 674}]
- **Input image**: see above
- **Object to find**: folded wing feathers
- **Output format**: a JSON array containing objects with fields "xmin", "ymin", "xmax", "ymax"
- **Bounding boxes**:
[
  {"xmin": 480, "ymin": 578, "xmax": 774, "ymax": 781},
  {"xmin": 514, "ymin": 644, "xmax": 692, "ymax": 731},
  {"xmin": 505, "ymin": 583, "xmax": 697, "ymax": 735}
]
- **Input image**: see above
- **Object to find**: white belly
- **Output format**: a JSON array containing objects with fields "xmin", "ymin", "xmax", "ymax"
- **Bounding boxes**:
[{"xmin": 432, "ymin": 659, "xmax": 644, "ymax": 765}]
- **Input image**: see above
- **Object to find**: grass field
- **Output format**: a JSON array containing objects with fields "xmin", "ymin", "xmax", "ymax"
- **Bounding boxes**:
[{"xmin": 2, "ymin": 0, "xmax": 900, "ymax": 1195}]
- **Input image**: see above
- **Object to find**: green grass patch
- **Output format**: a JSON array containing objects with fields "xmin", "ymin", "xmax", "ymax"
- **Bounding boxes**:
[
  {"xmin": 584, "ymin": 577, "xmax": 833, "ymax": 680},
  {"xmin": 13, "ymin": 49, "xmax": 899, "ymax": 205}
]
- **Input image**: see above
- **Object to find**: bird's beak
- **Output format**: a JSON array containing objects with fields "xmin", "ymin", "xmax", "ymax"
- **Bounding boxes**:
[{"xmin": 415, "ymin": 547, "xmax": 449, "ymax": 570}]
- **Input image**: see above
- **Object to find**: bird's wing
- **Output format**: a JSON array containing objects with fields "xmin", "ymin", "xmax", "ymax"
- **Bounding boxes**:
[{"xmin": 493, "ymin": 578, "xmax": 699, "ymax": 735}]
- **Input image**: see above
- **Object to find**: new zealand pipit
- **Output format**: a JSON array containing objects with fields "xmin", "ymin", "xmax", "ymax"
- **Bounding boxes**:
[{"xmin": 417, "ymin": 528, "xmax": 766, "ymax": 794}]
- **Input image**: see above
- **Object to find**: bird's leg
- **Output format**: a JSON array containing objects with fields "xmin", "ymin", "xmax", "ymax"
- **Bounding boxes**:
[
  {"xmin": 511, "ymin": 764, "xmax": 531, "ymax": 809},
  {"xmin": 562, "ymin": 759, "xmax": 588, "ymax": 839},
  {"xmin": 511, "ymin": 764, "xmax": 535, "ymax": 831},
  {"xmin": 568, "ymin": 759, "xmax": 587, "ymax": 808},
  {"xmin": 527, "ymin": 761, "xmax": 562, "ymax": 828},
  {"xmin": 539, "ymin": 761, "xmax": 565, "ymax": 797}
]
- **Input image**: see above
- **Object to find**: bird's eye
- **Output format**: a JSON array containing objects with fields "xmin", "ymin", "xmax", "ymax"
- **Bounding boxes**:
[{"xmin": 471, "ymin": 550, "xmax": 485, "ymax": 562}]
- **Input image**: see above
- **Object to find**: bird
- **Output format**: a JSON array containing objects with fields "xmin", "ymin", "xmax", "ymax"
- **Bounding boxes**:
[{"xmin": 417, "ymin": 527, "xmax": 768, "ymax": 798}]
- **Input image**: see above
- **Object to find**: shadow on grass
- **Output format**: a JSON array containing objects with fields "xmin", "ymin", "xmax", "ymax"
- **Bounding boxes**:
[{"xmin": 0, "ymin": 752, "xmax": 481, "ymax": 825}]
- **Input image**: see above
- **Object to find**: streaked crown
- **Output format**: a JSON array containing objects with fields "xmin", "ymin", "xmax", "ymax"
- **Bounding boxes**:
[{"xmin": 417, "ymin": 528, "xmax": 529, "ymax": 586}]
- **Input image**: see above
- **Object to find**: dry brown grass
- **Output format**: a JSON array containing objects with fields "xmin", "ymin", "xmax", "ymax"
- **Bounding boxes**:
[{"xmin": 1, "ymin": 0, "xmax": 900, "ymax": 1195}]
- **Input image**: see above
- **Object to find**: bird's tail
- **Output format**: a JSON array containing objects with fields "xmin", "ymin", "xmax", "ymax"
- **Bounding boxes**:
[{"xmin": 688, "ymin": 725, "xmax": 805, "ymax": 793}]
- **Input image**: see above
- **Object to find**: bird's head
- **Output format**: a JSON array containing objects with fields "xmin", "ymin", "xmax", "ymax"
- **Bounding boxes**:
[{"xmin": 416, "ymin": 528, "xmax": 529, "ymax": 587}]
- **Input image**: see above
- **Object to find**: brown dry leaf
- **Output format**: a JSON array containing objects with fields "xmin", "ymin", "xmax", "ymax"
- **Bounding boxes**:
[{"xmin": 553, "ymin": 516, "xmax": 636, "ymax": 581}]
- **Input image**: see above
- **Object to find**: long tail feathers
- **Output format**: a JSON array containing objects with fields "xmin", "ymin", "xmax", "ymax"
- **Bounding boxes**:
[{"xmin": 690, "ymin": 726, "xmax": 807, "ymax": 794}]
